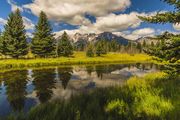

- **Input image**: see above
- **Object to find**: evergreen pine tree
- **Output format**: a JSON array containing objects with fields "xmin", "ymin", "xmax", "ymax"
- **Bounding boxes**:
[
  {"xmin": 139, "ymin": 0, "xmax": 180, "ymax": 74},
  {"xmin": 102, "ymin": 40, "xmax": 108, "ymax": 54},
  {"xmin": 31, "ymin": 11, "xmax": 55, "ymax": 58},
  {"xmin": 143, "ymin": 40, "xmax": 146, "ymax": 47},
  {"xmin": 127, "ymin": 42, "xmax": 132, "ymax": 53},
  {"xmin": 86, "ymin": 43, "xmax": 94, "ymax": 57},
  {"xmin": 110, "ymin": 40, "xmax": 119, "ymax": 52},
  {"xmin": 136, "ymin": 42, "xmax": 142, "ymax": 53},
  {"xmin": 139, "ymin": 1, "xmax": 180, "ymax": 24},
  {"xmin": 96, "ymin": 42, "xmax": 103, "ymax": 56},
  {"xmin": 156, "ymin": 41, "xmax": 161, "ymax": 47},
  {"xmin": 139, "ymin": 1, "xmax": 180, "ymax": 63},
  {"xmin": 57, "ymin": 32, "xmax": 73, "ymax": 57},
  {"xmin": 151, "ymin": 41, "xmax": 155, "ymax": 47},
  {"xmin": 96, "ymin": 40, "xmax": 108, "ymax": 54},
  {"xmin": 2, "ymin": 9, "xmax": 28, "ymax": 58}
]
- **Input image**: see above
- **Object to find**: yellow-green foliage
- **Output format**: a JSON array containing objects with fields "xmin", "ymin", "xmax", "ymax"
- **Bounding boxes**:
[
  {"xmin": 106, "ymin": 72, "xmax": 174, "ymax": 119},
  {"xmin": 0, "ymin": 52, "xmax": 152, "ymax": 70},
  {"xmin": 127, "ymin": 72, "xmax": 173, "ymax": 117},
  {"xmin": 132, "ymin": 90, "xmax": 173, "ymax": 117},
  {"xmin": 106, "ymin": 99, "xmax": 128, "ymax": 116},
  {"xmin": 127, "ymin": 72, "xmax": 167, "ymax": 89}
]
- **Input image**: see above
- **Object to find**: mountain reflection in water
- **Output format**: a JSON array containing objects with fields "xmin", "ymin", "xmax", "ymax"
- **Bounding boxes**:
[{"xmin": 0, "ymin": 63, "xmax": 159, "ymax": 117}]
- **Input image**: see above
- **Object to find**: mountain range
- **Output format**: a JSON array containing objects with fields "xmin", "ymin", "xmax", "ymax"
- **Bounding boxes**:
[
  {"xmin": 71, "ymin": 32, "xmax": 129, "ymax": 45},
  {"xmin": 28, "ymin": 32, "xmax": 157, "ymax": 46}
]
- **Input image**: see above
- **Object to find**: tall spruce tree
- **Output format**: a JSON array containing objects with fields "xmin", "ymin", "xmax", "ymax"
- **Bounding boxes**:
[
  {"xmin": 139, "ymin": 0, "xmax": 180, "ymax": 73},
  {"xmin": 109, "ymin": 40, "xmax": 119, "ymax": 52},
  {"xmin": 86, "ymin": 43, "xmax": 94, "ymax": 57},
  {"xmin": 95, "ymin": 40, "xmax": 107, "ymax": 56},
  {"xmin": 136, "ymin": 42, "xmax": 142, "ymax": 53},
  {"xmin": 96, "ymin": 42, "xmax": 104, "ymax": 56},
  {"xmin": 57, "ymin": 32, "xmax": 73, "ymax": 57},
  {"xmin": 143, "ymin": 40, "xmax": 146, "ymax": 47},
  {"xmin": 150, "ymin": 42, "xmax": 155, "ymax": 47},
  {"xmin": 31, "ymin": 11, "xmax": 55, "ymax": 58},
  {"xmin": 2, "ymin": 9, "xmax": 28, "ymax": 58}
]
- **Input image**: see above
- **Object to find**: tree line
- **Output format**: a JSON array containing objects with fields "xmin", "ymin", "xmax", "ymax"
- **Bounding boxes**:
[
  {"xmin": 0, "ymin": 9, "xmax": 159, "ymax": 59},
  {"xmin": 85, "ymin": 39, "xmax": 159, "ymax": 57}
]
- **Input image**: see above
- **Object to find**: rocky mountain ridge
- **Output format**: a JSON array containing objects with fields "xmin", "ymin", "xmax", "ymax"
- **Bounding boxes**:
[{"xmin": 70, "ymin": 32, "xmax": 129, "ymax": 45}]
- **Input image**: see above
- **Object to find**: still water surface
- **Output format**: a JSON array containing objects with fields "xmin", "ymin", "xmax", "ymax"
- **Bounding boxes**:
[{"xmin": 0, "ymin": 63, "xmax": 159, "ymax": 117}]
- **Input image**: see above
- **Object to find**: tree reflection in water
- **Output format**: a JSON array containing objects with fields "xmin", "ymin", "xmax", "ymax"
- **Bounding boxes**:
[
  {"xmin": 4, "ymin": 70, "xmax": 28, "ymax": 112},
  {"xmin": 86, "ymin": 66, "xmax": 94, "ymax": 76},
  {"xmin": 58, "ymin": 67, "xmax": 73, "ymax": 90},
  {"xmin": 95, "ymin": 64, "xmax": 129, "ymax": 79},
  {"xmin": 32, "ymin": 69, "xmax": 56, "ymax": 103},
  {"xmin": 95, "ymin": 65, "xmax": 105, "ymax": 79},
  {"xmin": 0, "ymin": 63, "xmax": 162, "ymax": 118}
]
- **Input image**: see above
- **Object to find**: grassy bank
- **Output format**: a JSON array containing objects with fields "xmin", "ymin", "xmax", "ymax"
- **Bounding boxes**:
[
  {"xmin": 0, "ymin": 52, "xmax": 152, "ymax": 70},
  {"xmin": 7, "ymin": 72, "xmax": 179, "ymax": 120}
]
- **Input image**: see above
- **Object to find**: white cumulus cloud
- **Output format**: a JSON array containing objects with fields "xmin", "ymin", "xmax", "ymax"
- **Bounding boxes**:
[
  {"xmin": 173, "ymin": 24, "xmax": 180, "ymax": 30},
  {"xmin": 22, "ymin": 17, "xmax": 35, "ymax": 30},
  {"xmin": 54, "ymin": 12, "xmax": 149, "ymax": 37},
  {"xmin": 23, "ymin": 0, "xmax": 131, "ymax": 25},
  {"xmin": 94, "ymin": 12, "xmax": 145, "ymax": 32},
  {"xmin": 114, "ymin": 28, "xmax": 155, "ymax": 40}
]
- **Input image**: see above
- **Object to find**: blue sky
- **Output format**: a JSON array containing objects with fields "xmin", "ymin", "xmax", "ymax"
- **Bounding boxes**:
[{"xmin": 0, "ymin": 0, "xmax": 179, "ymax": 39}]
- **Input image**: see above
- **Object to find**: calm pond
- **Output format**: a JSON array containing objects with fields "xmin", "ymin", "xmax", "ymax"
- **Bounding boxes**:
[{"xmin": 0, "ymin": 63, "xmax": 160, "ymax": 117}]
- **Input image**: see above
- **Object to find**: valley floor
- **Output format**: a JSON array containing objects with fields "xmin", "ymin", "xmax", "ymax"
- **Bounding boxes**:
[{"xmin": 0, "ymin": 52, "xmax": 152, "ymax": 70}]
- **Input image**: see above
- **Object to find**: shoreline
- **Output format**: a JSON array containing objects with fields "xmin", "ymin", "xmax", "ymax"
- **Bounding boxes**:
[
  {"xmin": 0, "ymin": 52, "xmax": 152, "ymax": 70},
  {"xmin": 0, "ymin": 61, "xmax": 154, "ymax": 73}
]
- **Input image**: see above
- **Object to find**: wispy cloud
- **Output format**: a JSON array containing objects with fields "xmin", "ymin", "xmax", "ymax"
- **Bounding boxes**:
[
  {"xmin": 0, "ymin": 18, "xmax": 7, "ymax": 25},
  {"xmin": 22, "ymin": 17, "xmax": 35, "ymax": 30},
  {"xmin": 7, "ymin": 0, "xmax": 23, "ymax": 12}
]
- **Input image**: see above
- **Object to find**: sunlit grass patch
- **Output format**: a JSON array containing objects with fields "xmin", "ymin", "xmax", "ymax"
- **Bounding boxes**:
[{"xmin": 0, "ymin": 52, "xmax": 152, "ymax": 70}]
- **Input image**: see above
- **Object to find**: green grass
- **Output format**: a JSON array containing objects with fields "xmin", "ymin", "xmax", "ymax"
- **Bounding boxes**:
[
  {"xmin": 7, "ymin": 72, "xmax": 180, "ymax": 120},
  {"xmin": 0, "ymin": 52, "xmax": 152, "ymax": 70}
]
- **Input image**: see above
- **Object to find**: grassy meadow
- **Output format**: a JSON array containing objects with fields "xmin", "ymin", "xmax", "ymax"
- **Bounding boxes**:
[{"xmin": 0, "ymin": 52, "xmax": 152, "ymax": 70}]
